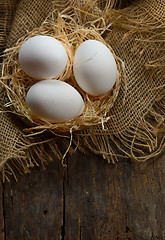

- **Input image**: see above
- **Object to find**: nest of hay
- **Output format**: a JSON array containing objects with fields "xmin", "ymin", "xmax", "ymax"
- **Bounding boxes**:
[{"xmin": 1, "ymin": 14, "xmax": 123, "ymax": 134}]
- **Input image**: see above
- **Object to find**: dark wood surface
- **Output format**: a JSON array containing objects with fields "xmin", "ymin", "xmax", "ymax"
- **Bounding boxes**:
[
  {"xmin": 0, "ymin": 150, "xmax": 165, "ymax": 240},
  {"xmin": 0, "ymin": 1, "xmax": 164, "ymax": 239}
]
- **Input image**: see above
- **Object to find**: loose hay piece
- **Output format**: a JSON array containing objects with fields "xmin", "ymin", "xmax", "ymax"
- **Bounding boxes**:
[{"xmin": 1, "ymin": 14, "xmax": 124, "ymax": 134}]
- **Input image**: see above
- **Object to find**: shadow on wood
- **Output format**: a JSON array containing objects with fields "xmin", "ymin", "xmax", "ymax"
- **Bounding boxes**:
[{"xmin": 0, "ymin": 149, "xmax": 165, "ymax": 240}]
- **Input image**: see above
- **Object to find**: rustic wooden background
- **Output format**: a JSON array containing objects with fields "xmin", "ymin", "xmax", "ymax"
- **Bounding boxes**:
[
  {"xmin": 0, "ymin": 1, "xmax": 165, "ymax": 239},
  {"xmin": 0, "ymin": 149, "xmax": 165, "ymax": 240}
]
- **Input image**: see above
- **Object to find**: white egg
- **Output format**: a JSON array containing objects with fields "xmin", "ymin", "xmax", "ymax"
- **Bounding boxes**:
[
  {"xmin": 73, "ymin": 40, "xmax": 118, "ymax": 96},
  {"xmin": 19, "ymin": 35, "xmax": 68, "ymax": 79},
  {"xmin": 26, "ymin": 80, "xmax": 85, "ymax": 122}
]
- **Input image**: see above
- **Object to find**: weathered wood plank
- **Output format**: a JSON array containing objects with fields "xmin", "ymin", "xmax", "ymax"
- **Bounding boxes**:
[
  {"xmin": 2, "ymin": 150, "xmax": 165, "ymax": 240},
  {"xmin": 0, "ymin": 183, "xmax": 4, "ymax": 240},
  {"xmin": 3, "ymin": 159, "xmax": 64, "ymax": 240},
  {"xmin": 64, "ymin": 151, "xmax": 165, "ymax": 240}
]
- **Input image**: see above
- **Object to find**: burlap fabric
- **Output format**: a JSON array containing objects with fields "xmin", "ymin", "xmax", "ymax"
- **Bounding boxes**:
[{"xmin": 0, "ymin": 0, "xmax": 164, "ymax": 180}]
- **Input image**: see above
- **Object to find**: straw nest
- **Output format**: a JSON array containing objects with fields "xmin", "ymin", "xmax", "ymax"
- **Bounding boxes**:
[{"xmin": 1, "ymin": 14, "xmax": 123, "ymax": 135}]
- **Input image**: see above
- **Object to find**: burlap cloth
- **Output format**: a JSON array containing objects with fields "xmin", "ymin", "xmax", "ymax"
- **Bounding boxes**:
[{"xmin": 0, "ymin": 0, "xmax": 164, "ymax": 180}]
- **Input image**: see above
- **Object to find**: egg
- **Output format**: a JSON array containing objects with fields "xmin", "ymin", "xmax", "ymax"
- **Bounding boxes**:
[
  {"xmin": 19, "ymin": 35, "xmax": 68, "ymax": 80},
  {"xmin": 73, "ymin": 40, "xmax": 118, "ymax": 96},
  {"xmin": 26, "ymin": 80, "xmax": 85, "ymax": 122}
]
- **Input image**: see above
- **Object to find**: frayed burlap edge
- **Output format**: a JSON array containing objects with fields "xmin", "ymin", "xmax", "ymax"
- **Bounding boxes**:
[{"xmin": 75, "ymin": 0, "xmax": 165, "ymax": 163}]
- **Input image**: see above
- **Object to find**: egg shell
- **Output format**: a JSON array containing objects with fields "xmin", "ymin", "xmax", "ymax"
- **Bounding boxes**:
[
  {"xmin": 19, "ymin": 35, "xmax": 68, "ymax": 80},
  {"xmin": 73, "ymin": 39, "xmax": 118, "ymax": 96},
  {"xmin": 26, "ymin": 80, "xmax": 85, "ymax": 122}
]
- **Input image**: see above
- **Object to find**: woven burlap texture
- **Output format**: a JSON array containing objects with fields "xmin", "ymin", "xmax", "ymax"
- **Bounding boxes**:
[{"xmin": 0, "ymin": 0, "xmax": 165, "ymax": 180}]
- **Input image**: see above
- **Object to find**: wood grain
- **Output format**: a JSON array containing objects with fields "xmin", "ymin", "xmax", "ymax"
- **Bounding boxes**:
[
  {"xmin": 2, "ymin": 159, "xmax": 64, "ymax": 240},
  {"xmin": 0, "ymin": 183, "xmax": 4, "ymax": 240},
  {"xmin": 1, "ymin": 150, "xmax": 165, "ymax": 240}
]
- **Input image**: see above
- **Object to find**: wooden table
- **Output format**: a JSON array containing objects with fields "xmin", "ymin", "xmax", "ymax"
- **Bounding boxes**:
[{"xmin": 0, "ymin": 149, "xmax": 165, "ymax": 240}]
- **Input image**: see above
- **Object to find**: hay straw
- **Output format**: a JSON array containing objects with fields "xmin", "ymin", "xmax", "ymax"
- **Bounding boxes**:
[{"xmin": 1, "ymin": 13, "xmax": 124, "ymax": 134}]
